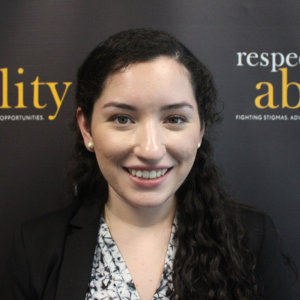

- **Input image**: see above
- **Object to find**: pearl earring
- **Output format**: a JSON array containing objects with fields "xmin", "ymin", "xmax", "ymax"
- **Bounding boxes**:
[
  {"xmin": 197, "ymin": 143, "xmax": 201, "ymax": 149},
  {"xmin": 87, "ymin": 141, "xmax": 94, "ymax": 151}
]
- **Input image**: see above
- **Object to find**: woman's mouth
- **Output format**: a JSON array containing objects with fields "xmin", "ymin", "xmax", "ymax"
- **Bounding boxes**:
[
  {"xmin": 128, "ymin": 168, "xmax": 168, "ymax": 179},
  {"xmin": 124, "ymin": 167, "xmax": 172, "ymax": 187}
]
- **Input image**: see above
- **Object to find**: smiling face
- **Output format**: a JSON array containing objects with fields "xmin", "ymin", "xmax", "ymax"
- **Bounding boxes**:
[{"xmin": 77, "ymin": 56, "xmax": 204, "ymax": 212}]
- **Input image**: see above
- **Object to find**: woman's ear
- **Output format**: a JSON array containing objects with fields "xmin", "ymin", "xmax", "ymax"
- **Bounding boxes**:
[{"xmin": 76, "ymin": 107, "xmax": 94, "ymax": 152}]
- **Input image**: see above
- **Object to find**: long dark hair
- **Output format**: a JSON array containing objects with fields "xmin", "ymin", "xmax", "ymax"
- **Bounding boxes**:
[{"xmin": 71, "ymin": 28, "xmax": 260, "ymax": 299}]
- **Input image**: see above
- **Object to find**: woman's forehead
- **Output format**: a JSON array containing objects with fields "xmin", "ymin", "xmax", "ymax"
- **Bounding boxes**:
[{"xmin": 98, "ymin": 57, "xmax": 196, "ymax": 107}]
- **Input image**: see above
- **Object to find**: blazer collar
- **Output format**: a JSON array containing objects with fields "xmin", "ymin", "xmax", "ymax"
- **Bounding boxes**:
[{"xmin": 55, "ymin": 195, "xmax": 102, "ymax": 300}]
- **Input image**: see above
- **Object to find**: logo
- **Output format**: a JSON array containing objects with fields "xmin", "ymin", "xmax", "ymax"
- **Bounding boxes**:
[
  {"xmin": 235, "ymin": 52, "xmax": 300, "ymax": 121},
  {"xmin": 0, "ymin": 68, "xmax": 72, "ymax": 121}
]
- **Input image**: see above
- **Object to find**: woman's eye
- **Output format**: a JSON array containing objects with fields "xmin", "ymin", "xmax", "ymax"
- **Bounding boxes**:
[
  {"xmin": 113, "ymin": 115, "xmax": 132, "ymax": 125},
  {"xmin": 166, "ymin": 115, "xmax": 186, "ymax": 124}
]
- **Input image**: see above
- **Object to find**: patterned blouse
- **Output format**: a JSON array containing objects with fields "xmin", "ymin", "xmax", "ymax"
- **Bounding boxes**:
[{"xmin": 85, "ymin": 216, "xmax": 177, "ymax": 300}]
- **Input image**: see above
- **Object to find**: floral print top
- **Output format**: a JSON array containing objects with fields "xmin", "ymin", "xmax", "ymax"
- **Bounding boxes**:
[{"xmin": 85, "ymin": 216, "xmax": 177, "ymax": 300}]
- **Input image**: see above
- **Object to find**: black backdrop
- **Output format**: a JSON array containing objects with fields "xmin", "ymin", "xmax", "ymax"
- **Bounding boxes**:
[{"xmin": 1, "ymin": 1, "xmax": 299, "ymax": 298}]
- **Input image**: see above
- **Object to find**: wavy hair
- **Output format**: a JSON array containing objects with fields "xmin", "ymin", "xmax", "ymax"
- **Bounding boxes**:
[{"xmin": 71, "ymin": 28, "xmax": 260, "ymax": 299}]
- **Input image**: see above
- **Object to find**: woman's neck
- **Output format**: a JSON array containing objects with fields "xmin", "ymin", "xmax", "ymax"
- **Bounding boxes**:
[
  {"xmin": 104, "ymin": 192, "xmax": 176, "ymax": 300},
  {"xmin": 104, "ymin": 193, "xmax": 176, "ymax": 231}
]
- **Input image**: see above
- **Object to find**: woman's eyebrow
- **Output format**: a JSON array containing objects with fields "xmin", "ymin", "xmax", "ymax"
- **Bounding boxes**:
[
  {"xmin": 161, "ymin": 102, "xmax": 194, "ymax": 111},
  {"xmin": 102, "ymin": 101, "xmax": 137, "ymax": 111},
  {"xmin": 102, "ymin": 101, "xmax": 194, "ymax": 111}
]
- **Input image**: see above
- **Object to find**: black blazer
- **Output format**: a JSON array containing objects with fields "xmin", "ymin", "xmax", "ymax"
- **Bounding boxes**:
[{"xmin": 2, "ymin": 196, "xmax": 292, "ymax": 300}]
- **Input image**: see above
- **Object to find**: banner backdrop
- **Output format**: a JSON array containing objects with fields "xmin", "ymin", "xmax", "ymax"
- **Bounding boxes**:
[{"xmin": 1, "ymin": 1, "xmax": 299, "ymax": 297}]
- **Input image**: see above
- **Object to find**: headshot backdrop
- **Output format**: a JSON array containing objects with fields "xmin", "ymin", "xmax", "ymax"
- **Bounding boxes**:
[{"xmin": 1, "ymin": 1, "xmax": 299, "ymax": 297}]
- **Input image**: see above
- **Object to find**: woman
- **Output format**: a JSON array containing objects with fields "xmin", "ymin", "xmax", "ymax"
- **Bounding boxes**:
[{"xmin": 3, "ymin": 29, "xmax": 292, "ymax": 300}]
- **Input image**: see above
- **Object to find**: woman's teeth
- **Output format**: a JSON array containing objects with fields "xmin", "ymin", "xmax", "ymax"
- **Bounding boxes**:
[{"xmin": 128, "ymin": 168, "xmax": 168, "ymax": 179}]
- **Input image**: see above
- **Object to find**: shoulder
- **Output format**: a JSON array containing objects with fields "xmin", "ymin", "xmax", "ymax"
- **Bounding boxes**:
[
  {"xmin": 21, "ymin": 202, "xmax": 76, "ymax": 240},
  {"xmin": 231, "ymin": 203, "xmax": 282, "ymax": 259},
  {"xmin": 1, "ymin": 203, "xmax": 79, "ymax": 300},
  {"xmin": 236, "ymin": 203, "xmax": 278, "ymax": 256},
  {"xmin": 235, "ymin": 203, "xmax": 293, "ymax": 299},
  {"xmin": 15, "ymin": 202, "xmax": 80, "ymax": 265}
]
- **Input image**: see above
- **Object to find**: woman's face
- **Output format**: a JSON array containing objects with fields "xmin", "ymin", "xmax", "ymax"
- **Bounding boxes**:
[{"xmin": 78, "ymin": 56, "xmax": 204, "ymax": 210}]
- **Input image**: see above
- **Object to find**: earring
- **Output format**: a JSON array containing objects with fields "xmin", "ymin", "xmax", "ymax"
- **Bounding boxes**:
[
  {"xmin": 87, "ymin": 141, "xmax": 94, "ymax": 151},
  {"xmin": 197, "ymin": 143, "xmax": 201, "ymax": 149}
]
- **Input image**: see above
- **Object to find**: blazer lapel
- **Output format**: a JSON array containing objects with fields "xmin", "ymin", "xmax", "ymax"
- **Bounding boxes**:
[{"xmin": 55, "ymin": 197, "xmax": 102, "ymax": 300}]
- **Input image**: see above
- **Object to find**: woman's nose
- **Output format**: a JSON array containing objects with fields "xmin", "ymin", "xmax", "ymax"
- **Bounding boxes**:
[{"xmin": 133, "ymin": 121, "xmax": 166, "ymax": 162}]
